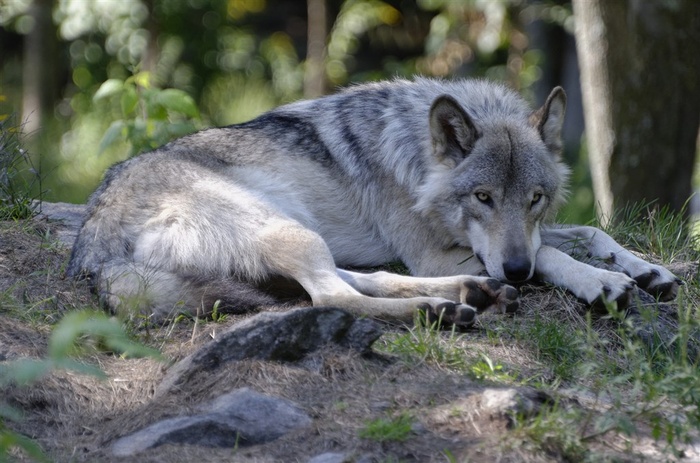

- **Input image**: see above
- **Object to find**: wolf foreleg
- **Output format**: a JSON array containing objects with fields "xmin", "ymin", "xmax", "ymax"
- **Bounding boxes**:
[
  {"xmin": 541, "ymin": 226, "xmax": 681, "ymax": 301},
  {"xmin": 535, "ymin": 245, "xmax": 636, "ymax": 307}
]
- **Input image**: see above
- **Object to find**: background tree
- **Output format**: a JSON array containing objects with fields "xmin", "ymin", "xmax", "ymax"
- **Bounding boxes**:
[
  {"xmin": 20, "ymin": 0, "xmax": 60, "ymax": 136},
  {"xmin": 573, "ymin": 0, "xmax": 700, "ymax": 224},
  {"xmin": 304, "ymin": 0, "xmax": 328, "ymax": 98},
  {"xmin": 1, "ymin": 0, "xmax": 697, "ymax": 225}
]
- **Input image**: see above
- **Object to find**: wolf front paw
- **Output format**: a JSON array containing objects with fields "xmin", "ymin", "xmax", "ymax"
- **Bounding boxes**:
[
  {"xmin": 579, "ymin": 270, "xmax": 636, "ymax": 310},
  {"xmin": 460, "ymin": 278, "xmax": 520, "ymax": 314},
  {"xmin": 419, "ymin": 301, "xmax": 477, "ymax": 328},
  {"xmin": 633, "ymin": 266, "xmax": 682, "ymax": 302}
]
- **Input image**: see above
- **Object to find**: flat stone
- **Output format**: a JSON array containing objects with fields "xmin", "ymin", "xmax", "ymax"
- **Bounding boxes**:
[
  {"xmin": 307, "ymin": 452, "xmax": 352, "ymax": 463},
  {"xmin": 112, "ymin": 388, "xmax": 311, "ymax": 456},
  {"xmin": 428, "ymin": 387, "xmax": 553, "ymax": 431},
  {"xmin": 34, "ymin": 201, "xmax": 87, "ymax": 247}
]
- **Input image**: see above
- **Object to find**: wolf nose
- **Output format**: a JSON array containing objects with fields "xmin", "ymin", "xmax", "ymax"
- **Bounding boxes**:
[{"xmin": 503, "ymin": 258, "xmax": 531, "ymax": 282}]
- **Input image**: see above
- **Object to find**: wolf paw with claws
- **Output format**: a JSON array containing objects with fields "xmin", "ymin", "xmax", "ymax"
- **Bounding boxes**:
[
  {"xmin": 583, "ymin": 269, "xmax": 637, "ymax": 309},
  {"xmin": 460, "ymin": 278, "xmax": 520, "ymax": 314},
  {"xmin": 632, "ymin": 265, "xmax": 682, "ymax": 302},
  {"xmin": 420, "ymin": 302, "xmax": 477, "ymax": 328}
]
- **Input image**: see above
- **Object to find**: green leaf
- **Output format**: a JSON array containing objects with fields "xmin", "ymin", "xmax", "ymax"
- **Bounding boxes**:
[
  {"xmin": 0, "ymin": 359, "xmax": 52, "ymax": 386},
  {"xmin": 120, "ymin": 85, "xmax": 138, "ymax": 117},
  {"xmin": 98, "ymin": 120, "xmax": 126, "ymax": 154},
  {"xmin": 52, "ymin": 358, "xmax": 107, "ymax": 379},
  {"xmin": 48, "ymin": 310, "xmax": 162, "ymax": 360},
  {"xmin": 0, "ymin": 428, "xmax": 49, "ymax": 462},
  {"xmin": 93, "ymin": 79, "xmax": 124, "ymax": 101},
  {"xmin": 0, "ymin": 403, "xmax": 23, "ymax": 421},
  {"xmin": 155, "ymin": 89, "xmax": 199, "ymax": 118},
  {"xmin": 133, "ymin": 71, "xmax": 152, "ymax": 89},
  {"xmin": 166, "ymin": 121, "xmax": 197, "ymax": 138}
]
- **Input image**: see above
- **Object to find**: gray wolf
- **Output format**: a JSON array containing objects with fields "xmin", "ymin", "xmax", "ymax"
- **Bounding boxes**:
[{"xmin": 67, "ymin": 78, "xmax": 681, "ymax": 326}]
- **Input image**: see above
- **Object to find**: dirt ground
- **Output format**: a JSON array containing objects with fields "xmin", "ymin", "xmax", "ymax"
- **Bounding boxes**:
[{"xmin": 1, "ymin": 215, "xmax": 698, "ymax": 462}]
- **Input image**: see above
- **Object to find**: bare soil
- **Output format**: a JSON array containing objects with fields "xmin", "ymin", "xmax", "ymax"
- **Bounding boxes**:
[{"xmin": 1, "ymin": 214, "xmax": 698, "ymax": 462}]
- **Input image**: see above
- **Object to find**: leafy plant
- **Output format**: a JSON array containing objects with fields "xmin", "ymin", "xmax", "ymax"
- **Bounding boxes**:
[
  {"xmin": 0, "ymin": 407, "xmax": 48, "ymax": 463},
  {"xmin": 469, "ymin": 352, "xmax": 513, "ymax": 383},
  {"xmin": 0, "ymin": 310, "xmax": 162, "ymax": 460},
  {"xmin": 511, "ymin": 298, "xmax": 700, "ymax": 460},
  {"xmin": 210, "ymin": 300, "xmax": 228, "ymax": 323},
  {"xmin": 524, "ymin": 315, "xmax": 582, "ymax": 381},
  {"xmin": 93, "ymin": 72, "xmax": 200, "ymax": 156}
]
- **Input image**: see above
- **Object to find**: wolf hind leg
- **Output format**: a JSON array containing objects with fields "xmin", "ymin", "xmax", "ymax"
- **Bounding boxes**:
[
  {"xmin": 542, "ymin": 226, "xmax": 681, "ymax": 301},
  {"xmin": 337, "ymin": 270, "xmax": 519, "ymax": 314},
  {"xmin": 97, "ymin": 261, "xmax": 275, "ymax": 322},
  {"xmin": 261, "ymin": 220, "xmax": 478, "ymax": 326},
  {"xmin": 98, "ymin": 261, "xmax": 194, "ymax": 321}
]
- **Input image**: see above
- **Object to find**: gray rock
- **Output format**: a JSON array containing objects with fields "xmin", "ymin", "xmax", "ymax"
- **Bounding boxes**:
[
  {"xmin": 34, "ymin": 201, "xmax": 87, "ymax": 247},
  {"xmin": 112, "ymin": 388, "xmax": 311, "ymax": 456},
  {"xmin": 157, "ymin": 306, "xmax": 383, "ymax": 396},
  {"xmin": 307, "ymin": 453, "xmax": 375, "ymax": 463},
  {"xmin": 428, "ymin": 387, "xmax": 552, "ymax": 431},
  {"xmin": 478, "ymin": 387, "xmax": 551, "ymax": 420},
  {"xmin": 308, "ymin": 453, "xmax": 352, "ymax": 463}
]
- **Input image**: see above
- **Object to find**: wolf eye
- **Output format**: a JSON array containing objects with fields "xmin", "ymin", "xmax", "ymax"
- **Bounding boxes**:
[
  {"xmin": 531, "ymin": 193, "xmax": 543, "ymax": 206},
  {"xmin": 475, "ymin": 192, "xmax": 491, "ymax": 204}
]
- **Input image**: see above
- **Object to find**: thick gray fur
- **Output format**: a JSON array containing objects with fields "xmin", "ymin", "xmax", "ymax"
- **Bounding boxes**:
[{"xmin": 68, "ymin": 77, "xmax": 680, "ymax": 323}]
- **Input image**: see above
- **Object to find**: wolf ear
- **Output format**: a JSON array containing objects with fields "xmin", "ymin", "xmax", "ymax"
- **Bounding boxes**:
[
  {"xmin": 530, "ymin": 87, "xmax": 567, "ymax": 156},
  {"xmin": 429, "ymin": 95, "xmax": 480, "ymax": 166}
]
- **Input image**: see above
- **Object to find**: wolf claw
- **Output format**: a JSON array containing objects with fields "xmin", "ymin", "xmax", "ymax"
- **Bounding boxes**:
[
  {"xmin": 460, "ymin": 278, "xmax": 520, "ymax": 314},
  {"xmin": 420, "ymin": 302, "xmax": 476, "ymax": 328},
  {"xmin": 633, "ymin": 269, "xmax": 681, "ymax": 302}
]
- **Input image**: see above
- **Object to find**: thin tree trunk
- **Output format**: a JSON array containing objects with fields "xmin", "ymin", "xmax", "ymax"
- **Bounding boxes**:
[
  {"xmin": 142, "ymin": 0, "xmax": 160, "ymax": 76},
  {"xmin": 304, "ymin": 0, "xmax": 327, "ymax": 98},
  {"xmin": 573, "ymin": 0, "xmax": 700, "ymax": 224},
  {"xmin": 21, "ymin": 0, "xmax": 57, "ymax": 135}
]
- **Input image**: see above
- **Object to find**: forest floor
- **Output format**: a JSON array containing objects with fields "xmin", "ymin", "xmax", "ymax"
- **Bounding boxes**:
[{"xmin": 1, "ymin": 207, "xmax": 700, "ymax": 462}]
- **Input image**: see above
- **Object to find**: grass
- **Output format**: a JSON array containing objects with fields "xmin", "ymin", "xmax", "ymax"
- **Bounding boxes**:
[
  {"xmin": 0, "ymin": 116, "xmax": 43, "ymax": 220},
  {"xmin": 601, "ymin": 200, "xmax": 700, "ymax": 261},
  {"xmin": 378, "ymin": 311, "xmax": 470, "ymax": 371},
  {"xmin": 378, "ymin": 291, "xmax": 700, "ymax": 459},
  {"xmin": 373, "ymin": 202, "xmax": 700, "ymax": 459},
  {"xmin": 359, "ymin": 413, "xmax": 414, "ymax": 442}
]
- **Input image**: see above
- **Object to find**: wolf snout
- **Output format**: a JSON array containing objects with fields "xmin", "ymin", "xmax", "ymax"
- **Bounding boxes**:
[{"xmin": 503, "ymin": 257, "xmax": 532, "ymax": 283}]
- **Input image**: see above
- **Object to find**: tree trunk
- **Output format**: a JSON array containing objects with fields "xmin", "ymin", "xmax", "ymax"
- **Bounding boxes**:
[
  {"xmin": 573, "ymin": 0, "xmax": 700, "ymax": 224},
  {"xmin": 304, "ymin": 0, "xmax": 327, "ymax": 98},
  {"xmin": 21, "ymin": 0, "xmax": 57, "ymax": 135}
]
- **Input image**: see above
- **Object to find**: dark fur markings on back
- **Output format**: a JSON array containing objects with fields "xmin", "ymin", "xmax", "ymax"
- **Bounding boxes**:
[{"xmin": 239, "ymin": 112, "xmax": 334, "ymax": 168}]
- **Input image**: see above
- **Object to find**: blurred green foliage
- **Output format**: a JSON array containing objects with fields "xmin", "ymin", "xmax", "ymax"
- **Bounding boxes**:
[
  {"xmin": 0, "ymin": 0, "xmax": 591, "ymax": 217},
  {"xmin": 93, "ymin": 71, "xmax": 200, "ymax": 156},
  {"xmin": 0, "ymin": 310, "xmax": 162, "ymax": 460}
]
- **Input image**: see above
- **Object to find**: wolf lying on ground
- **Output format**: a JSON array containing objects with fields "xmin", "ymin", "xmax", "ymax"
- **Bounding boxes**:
[{"xmin": 67, "ymin": 78, "xmax": 681, "ymax": 326}]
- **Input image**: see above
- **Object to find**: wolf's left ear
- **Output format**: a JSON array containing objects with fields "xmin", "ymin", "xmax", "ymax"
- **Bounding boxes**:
[
  {"xmin": 530, "ymin": 87, "xmax": 567, "ymax": 156},
  {"xmin": 429, "ymin": 95, "xmax": 480, "ymax": 166}
]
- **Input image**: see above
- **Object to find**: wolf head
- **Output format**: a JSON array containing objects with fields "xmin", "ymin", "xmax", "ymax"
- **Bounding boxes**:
[{"xmin": 415, "ymin": 87, "xmax": 570, "ymax": 283}]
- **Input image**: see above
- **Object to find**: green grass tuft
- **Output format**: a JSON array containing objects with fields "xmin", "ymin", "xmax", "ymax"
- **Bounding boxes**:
[
  {"xmin": 359, "ymin": 413, "xmax": 413, "ymax": 442},
  {"xmin": 0, "ymin": 116, "xmax": 43, "ymax": 220}
]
